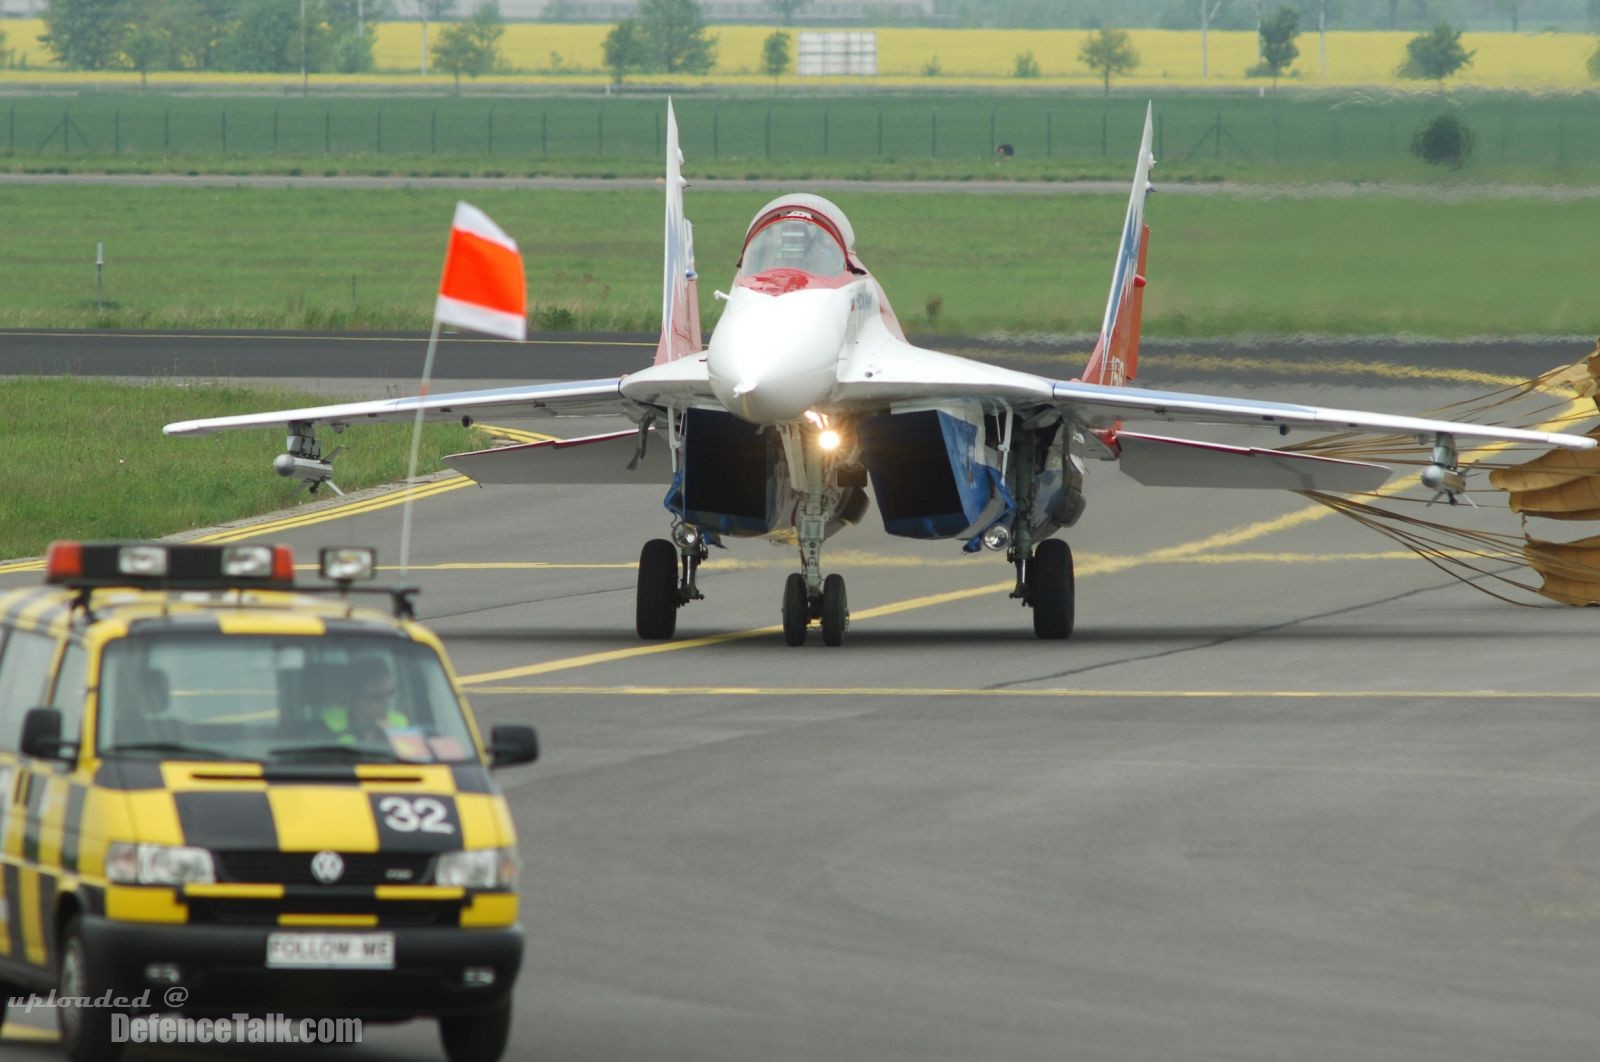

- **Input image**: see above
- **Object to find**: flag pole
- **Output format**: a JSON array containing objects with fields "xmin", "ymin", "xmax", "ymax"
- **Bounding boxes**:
[{"xmin": 399, "ymin": 317, "xmax": 444, "ymax": 576}]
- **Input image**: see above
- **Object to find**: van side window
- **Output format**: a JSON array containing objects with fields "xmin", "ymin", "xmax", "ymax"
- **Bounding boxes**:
[
  {"xmin": 51, "ymin": 644, "xmax": 88, "ymax": 745},
  {"xmin": 0, "ymin": 630, "xmax": 60, "ymax": 752}
]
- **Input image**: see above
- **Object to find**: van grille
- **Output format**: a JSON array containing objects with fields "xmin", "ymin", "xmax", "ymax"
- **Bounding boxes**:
[{"xmin": 215, "ymin": 851, "xmax": 434, "ymax": 886}]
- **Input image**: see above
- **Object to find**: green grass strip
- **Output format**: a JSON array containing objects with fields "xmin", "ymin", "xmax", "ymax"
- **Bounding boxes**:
[
  {"xmin": 3, "ymin": 184, "xmax": 1599, "ymax": 336},
  {"xmin": 1, "ymin": 377, "xmax": 486, "ymax": 561}
]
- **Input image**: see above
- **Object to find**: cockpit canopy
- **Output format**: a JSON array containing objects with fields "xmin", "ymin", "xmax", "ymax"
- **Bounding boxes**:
[{"xmin": 736, "ymin": 195, "xmax": 861, "ymax": 288}]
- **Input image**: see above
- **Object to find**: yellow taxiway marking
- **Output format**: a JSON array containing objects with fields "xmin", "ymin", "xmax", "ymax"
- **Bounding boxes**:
[
  {"xmin": 193, "ymin": 476, "xmax": 474, "ymax": 543},
  {"xmin": 469, "ymin": 685, "xmax": 1598, "ymax": 700},
  {"xmin": 454, "ymin": 518, "xmax": 1416, "ymax": 686}
]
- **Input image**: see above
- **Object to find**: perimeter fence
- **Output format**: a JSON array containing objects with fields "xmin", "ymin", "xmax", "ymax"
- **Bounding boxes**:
[{"xmin": 6, "ymin": 93, "xmax": 1600, "ymax": 170}]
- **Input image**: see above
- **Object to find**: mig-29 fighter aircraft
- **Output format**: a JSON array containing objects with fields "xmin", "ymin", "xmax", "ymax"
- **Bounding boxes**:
[{"xmin": 166, "ymin": 103, "xmax": 1596, "ymax": 647}]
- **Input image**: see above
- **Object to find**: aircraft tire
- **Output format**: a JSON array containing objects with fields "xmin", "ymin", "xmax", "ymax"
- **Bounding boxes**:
[
  {"xmin": 782, "ymin": 573, "xmax": 809, "ymax": 646},
  {"xmin": 1031, "ymin": 539, "xmax": 1075, "ymax": 640},
  {"xmin": 439, "ymin": 1000, "xmax": 512, "ymax": 1062},
  {"xmin": 636, "ymin": 539, "xmax": 679, "ymax": 640},
  {"xmin": 821, "ymin": 573, "xmax": 848, "ymax": 647}
]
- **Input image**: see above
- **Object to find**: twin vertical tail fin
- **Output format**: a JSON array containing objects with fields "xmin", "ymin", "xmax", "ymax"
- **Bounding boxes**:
[
  {"xmin": 654, "ymin": 100, "xmax": 703, "ymax": 365},
  {"xmin": 1080, "ymin": 103, "xmax": 1155, "ymax": 389}
]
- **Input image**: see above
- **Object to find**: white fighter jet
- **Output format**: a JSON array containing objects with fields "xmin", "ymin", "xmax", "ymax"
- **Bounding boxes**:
[{"xmin": 166, "ymin": 102, "xmax": 1595, "ymax": 647}]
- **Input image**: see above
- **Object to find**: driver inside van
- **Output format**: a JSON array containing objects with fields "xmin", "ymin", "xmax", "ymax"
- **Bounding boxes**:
[{"xmin": 321, "ymin": 657, "xmax": 409, "ymax": 746}]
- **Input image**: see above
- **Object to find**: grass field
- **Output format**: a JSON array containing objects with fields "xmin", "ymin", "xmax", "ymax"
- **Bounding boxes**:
[
  {"xmin": 5, "ymin": 91, "xmax": 1600, "ymax": 185},
  {"xmin": 2, "ymin": 183, "xmax": 1596, "ymax": 337},
  {"xmin": 1, "ymin": 377, "xmax": 486, "ymax": 560},
  {"xmin": 4, "ymin": 22, "xmax": 1599, "ymax": 89}
]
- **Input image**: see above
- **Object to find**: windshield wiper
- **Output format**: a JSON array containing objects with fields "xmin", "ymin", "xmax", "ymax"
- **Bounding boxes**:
[
  {"xmin": 269, "ymin": 743, "xmax": 401, "ymax": 763},
  {"xmin": 104, "ymin": 742, "xmax": 237, "ymax": 760}
]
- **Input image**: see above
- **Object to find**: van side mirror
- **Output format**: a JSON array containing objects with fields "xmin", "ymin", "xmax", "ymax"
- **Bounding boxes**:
[
  {"xmin": 488, "ymin": 724, "xmax": 538, "ymax": 768},
  {"xmin": 20, "ymin": 707, "xmax": 65, "ymax": 761}
]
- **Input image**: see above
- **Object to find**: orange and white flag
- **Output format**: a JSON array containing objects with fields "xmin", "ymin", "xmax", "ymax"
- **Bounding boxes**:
[{"xmin": 435, "ymin": 202, "xmax": 526, "ymax": 340}]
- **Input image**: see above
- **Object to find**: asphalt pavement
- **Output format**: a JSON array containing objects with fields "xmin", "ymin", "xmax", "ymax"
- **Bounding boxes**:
[{"xmin": 3, "ymin": 336, "xmax": 1600, "ymax": 1061}]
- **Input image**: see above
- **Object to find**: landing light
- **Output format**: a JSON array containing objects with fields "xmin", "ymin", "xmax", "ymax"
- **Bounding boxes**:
[
  {"xmin": 818, "ymin": 429, "xmax": 842, "ymax": 452},
  {"xmin": 981, "ymin": 525, "xmax": 1011, "ymax": 552},
  {"xmin": 672, "ymin": 524, "xmax": 702, "ymax": 550}
]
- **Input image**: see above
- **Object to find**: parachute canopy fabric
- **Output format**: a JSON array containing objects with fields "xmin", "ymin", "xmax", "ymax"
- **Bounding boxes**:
[{"xmin": 1291, "ymin": 343, "xmax": 1600, "ymax": 606}]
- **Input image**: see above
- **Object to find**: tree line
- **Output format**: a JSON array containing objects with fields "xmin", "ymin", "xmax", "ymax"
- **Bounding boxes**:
[{"xmin": 33, "ymin": 0, "xmax": 506, "ymax": 85}]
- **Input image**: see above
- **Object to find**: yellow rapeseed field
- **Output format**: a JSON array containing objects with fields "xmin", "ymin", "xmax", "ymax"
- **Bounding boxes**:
[{"xmin": 4, "ymin": 17, "xmax": 1598, "ymax": 90}]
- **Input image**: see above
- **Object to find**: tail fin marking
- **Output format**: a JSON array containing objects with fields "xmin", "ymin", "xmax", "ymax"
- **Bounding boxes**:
[
  {"xmin": 1081, "ymin": 103, "xmax": 1155, "ymax": 389},
  {"xmin": 655, "ymin": 100, "xmax": 702, "ymax": 365}
]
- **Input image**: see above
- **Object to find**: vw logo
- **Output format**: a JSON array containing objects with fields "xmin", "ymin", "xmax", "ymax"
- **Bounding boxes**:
[{"xmin": 309, "ymin": 851, "xmax": 345, "ymax": 885}]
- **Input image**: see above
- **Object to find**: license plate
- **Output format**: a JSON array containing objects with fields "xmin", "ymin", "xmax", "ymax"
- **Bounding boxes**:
[{"xmin": 266, "ymin": 932, "xmax": 395, "ymax": 970}]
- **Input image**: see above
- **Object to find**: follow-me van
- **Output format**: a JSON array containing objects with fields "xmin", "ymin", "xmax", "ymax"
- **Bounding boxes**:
[{"xmin": 0, "ymin": 542, "xmax": 536, "ymax": 1062}]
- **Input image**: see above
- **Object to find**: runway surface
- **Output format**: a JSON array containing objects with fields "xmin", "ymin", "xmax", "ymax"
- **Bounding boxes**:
[{"xmin": 3, "ymin": 335, "xmax": 1599, "ymax": 1060}]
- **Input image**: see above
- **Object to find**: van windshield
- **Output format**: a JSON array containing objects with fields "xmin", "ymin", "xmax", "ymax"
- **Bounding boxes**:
[{"xmin": 96, "ymin": 634, "xmax": 478, "ymax": 764}]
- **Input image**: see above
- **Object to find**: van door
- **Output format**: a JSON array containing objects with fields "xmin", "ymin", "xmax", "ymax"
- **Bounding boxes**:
[{"xmin": 0, "ymin": 627, "xmax": 67, "ymax": 982}]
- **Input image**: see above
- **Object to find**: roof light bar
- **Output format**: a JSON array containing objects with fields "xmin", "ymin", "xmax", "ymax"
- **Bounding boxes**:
[{"xmin": 43, "ymin": 541, "xmax": 295, "ymax": 590}]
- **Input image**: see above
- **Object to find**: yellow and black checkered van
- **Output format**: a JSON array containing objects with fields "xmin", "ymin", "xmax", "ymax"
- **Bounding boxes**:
[{"xmin": 0, "ymin": 542, "xmax": 537, "ymax": 1062}]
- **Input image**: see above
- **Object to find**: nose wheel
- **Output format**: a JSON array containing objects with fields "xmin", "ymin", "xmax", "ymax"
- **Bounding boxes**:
[{"xmin": 780, "ymin": 572, "xmax": 850, "ymax": 647}]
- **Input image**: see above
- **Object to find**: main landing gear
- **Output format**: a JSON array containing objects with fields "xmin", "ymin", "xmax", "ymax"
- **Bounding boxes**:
[
  {"xmin": 636, "ymin": 527, "xmax": 708, "ymax": 640},
  {"xmin": 1014, "ymin": 538, "xmax": 1075, "ymax": 640}
]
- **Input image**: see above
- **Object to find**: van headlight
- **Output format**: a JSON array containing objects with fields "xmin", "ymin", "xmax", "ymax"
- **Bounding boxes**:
[
  {"xmin": 435, "ymin": 848, "xmax": 519, "ymax": 889},
  {"xmin": 106, "ymin": 843, "xmax": 216, "ymax": 886}
]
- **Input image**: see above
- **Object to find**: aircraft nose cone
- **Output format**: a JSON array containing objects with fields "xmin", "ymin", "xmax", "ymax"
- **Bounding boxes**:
[{"xmin": 707, "ymin": 289, "xmax": 848, "ymax": 425}]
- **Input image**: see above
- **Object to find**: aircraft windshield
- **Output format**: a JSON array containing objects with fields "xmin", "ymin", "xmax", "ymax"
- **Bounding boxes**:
[
  {"xmin": 739, "ymin": 216, "xmax": 847, "ymax": 279},
  {"xmin": 96, "ymin": 633, "xmax": 478, "ymax": 764}
]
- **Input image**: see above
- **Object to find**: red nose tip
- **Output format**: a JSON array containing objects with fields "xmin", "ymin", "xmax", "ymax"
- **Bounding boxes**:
[{"xmin": 1132, "ymin": 274, "xmax": 1147, "ymax": 289}]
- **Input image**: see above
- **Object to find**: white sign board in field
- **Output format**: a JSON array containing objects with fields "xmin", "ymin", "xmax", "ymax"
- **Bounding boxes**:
[{"xmin": 797, "ymin": 32, "xmax": 877, "ymax": 77}]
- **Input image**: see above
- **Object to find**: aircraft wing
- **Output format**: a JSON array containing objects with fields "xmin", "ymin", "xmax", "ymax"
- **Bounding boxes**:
[
  {"xmin": 832, "ymin": 349, "xmax": 1593, "ymax": 453},
  {"xmin": 1047, "ymin": 377, "xmax": 1594, "ymax": 450},
  {"xmin": 162, "ymin": 378, "xmax": 641, "ymax": 437},
  {"xmin": 161, "ymin": 347, "xmax": 720, "ymax": 438}
]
